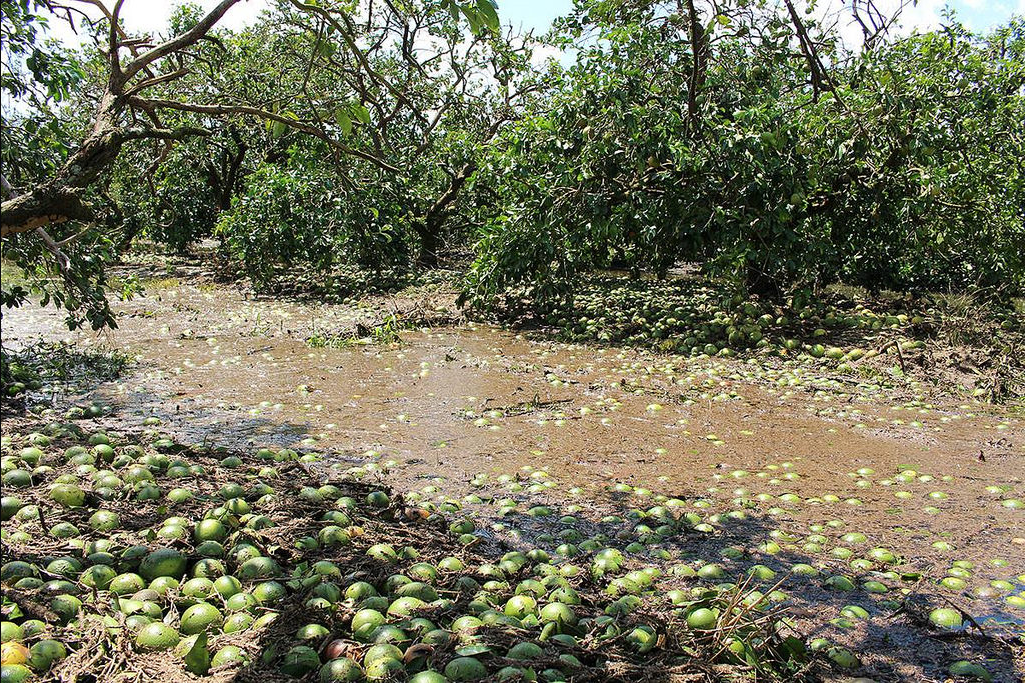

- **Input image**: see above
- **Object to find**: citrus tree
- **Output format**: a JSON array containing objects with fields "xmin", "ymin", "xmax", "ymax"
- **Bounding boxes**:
[
  {"xmin": 462, "ymin": 1, "xmax": 1024, "ymax": 315},
  {"xmin": 0, "ymin": 0, "xmax": 503, "ymax": 327}
]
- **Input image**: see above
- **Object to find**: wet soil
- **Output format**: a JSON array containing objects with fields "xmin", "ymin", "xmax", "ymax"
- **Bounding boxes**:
[{"xmin": 2, "ymin": 272, "xmax": 1023, "ymax": 682}]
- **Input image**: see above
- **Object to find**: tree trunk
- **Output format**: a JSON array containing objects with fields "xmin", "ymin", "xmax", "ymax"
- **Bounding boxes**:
[
  {"xmin": 684, "ymin": 0, "xmax": 708, "ymax": 133},
  {"xmin": 1, "ymin": 126, "xmax": 123, "ymax": 237},
  {"xmin": 744, "ymin": 264, "xmax": 782, "ymax": 299},
  {"xmin": 415, "ymin": 161, "xmax": 476, "ymax": 269},
  {"xmin": 416, "ymin": 224, "xmax": 442, "ymax": 269}
]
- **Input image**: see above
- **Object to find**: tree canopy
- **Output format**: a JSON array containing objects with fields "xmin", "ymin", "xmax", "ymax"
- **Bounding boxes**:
[{"xmin": 1, "ymin": 0, "xmax": 1023, "ymax": 330}]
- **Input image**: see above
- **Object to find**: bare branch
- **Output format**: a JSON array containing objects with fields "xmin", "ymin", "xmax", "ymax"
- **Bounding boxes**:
[
  {"xmin": 121, "ymin": 0, "xmax": 243, "ymax": 82},
  {"xmin": 125, "ymin": 68, "xmax": 190, "ymax": 97},
  {"xmin": 128, "ymin": 97, "xmax": 403, "ymax": 172},
  {"xmin": 287, "ymin": 0, "xmax": 429, "ymax": 127},
  {"xmin": 35, "ymin": 225, "xmax": 74, "ymax": 275},
  {"xmin": 119, "ymin": 125, "xmax": 212, "ymax": 141}
]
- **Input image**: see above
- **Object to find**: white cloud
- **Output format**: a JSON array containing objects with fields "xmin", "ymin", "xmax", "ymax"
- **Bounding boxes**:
[
  {"xmin": 896, "ymin": 0, "xmax": 945, "ymax": 32},
  {"xmin": 530, "ymin": 43, "xmax": 563, "ymax": 66},
  {"xmin": 817, "ymin": 0, "xmax": 1021, "ymax": 45}
]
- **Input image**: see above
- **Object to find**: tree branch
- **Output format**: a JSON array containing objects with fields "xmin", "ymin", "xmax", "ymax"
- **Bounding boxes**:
[
  {"xmin": 119, "ymin": 125, "xmax": 212, "ymax": 141},
  {"xmin": 1, "ymin": 186, "xmax": 95, "ymax": 238},
  {"xmin": 121, "ymin": 0, "xmax": 243, "ymax": 82},
  {"xmin": 287, "ymin": 0, "xmax": 429, "ymax": 127},
  {"xmin": 128, "ymin": 96, "xmax": 403, "ymax": 172}
]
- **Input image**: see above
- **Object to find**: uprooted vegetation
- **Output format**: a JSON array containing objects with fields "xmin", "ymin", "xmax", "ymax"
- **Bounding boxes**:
[{"xmin": 1, "ymin": 342, "xmax": 131, "ymax": 407}]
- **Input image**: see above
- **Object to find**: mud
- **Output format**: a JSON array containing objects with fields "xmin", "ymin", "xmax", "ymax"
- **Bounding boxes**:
[{"xmin": 2, "ymin": 272, "xmax": 1023, "ymax": 682}]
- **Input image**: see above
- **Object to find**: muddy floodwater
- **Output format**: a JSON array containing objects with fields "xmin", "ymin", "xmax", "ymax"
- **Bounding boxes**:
[{"xmin": 3, "ymin": 276, "xmax": 1024, "ymax": 681}]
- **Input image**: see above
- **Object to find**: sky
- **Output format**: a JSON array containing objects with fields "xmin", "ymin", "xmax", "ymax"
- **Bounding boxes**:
[
  {"xmin": 98, "ymin": 0, "xmax": 1023, "ymax": 36},
  {"xmin": 73, "ymin": 0, "xmax": 574, "ymax": 36},
  {"xmin": 48, "ymin": 0, "xmax": 1025, "ymax": 50}
]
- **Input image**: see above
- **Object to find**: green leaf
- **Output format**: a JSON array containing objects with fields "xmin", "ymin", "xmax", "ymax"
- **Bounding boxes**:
[
  {"xmin": 475, "ymin": 0, "xmax": 499, "ymax": 31},
  {"xmin": 444, "ymin": 0, "xmax": 460, "ymax": 22},
  {"xmin": 782, "ymin": 636, "xmax": 807, "ymax": 659},
  {"xmin": 352, "ymin": 103, "xmax": 371, "ymax": 125},
  {"xmin": 460, "ymin": 7, "xmax": 482, "ymax": 34},
  {"xmin": 184, "ymin": 631, "xmax": 211, "ymax": 675},
  {"xmin": 315, "ymin": 39, "xmax": 335, "ymax": 59},
  {"xmin": 335, "ymin": 110, "xmax": 352, "ymax": 136}
]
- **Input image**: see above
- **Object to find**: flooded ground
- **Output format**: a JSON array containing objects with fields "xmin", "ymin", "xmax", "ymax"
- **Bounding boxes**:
[{"xmin": 2, "ymin": 273, "xmax": 1023, "ymax": 681}]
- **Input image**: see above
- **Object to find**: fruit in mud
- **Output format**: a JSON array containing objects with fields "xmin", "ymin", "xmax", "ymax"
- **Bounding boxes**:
[
  {"xmin": 211, "ymin": 645, "xmax": 247, "ymax": 667},
  {"xmin": 320, "ymin": 658, "xmax": 363, "ymax": 681},
  {"xmin": 28, "ymin": 639, "xmax": 67, "ymax": 670},
  {"xmin": 195, "ymin": 519, "xmax": 227, "ymax": 543},
  {"xmin": 136, "ymin": 622, "xmax": 180, "ymax": 651},
  {"xmin": 0, "ymin": 664, "xmax": 33, "ymax": 683},
  {"xmin": 686, "ymin": 608, "xmax": 718, "ymax": 630},
  {"xmin": 827, "ymin": 646, "xmax": 860, "ymax": 668},
  {"xmin": 948, "ymin": 661, "xmax": 992, "ymax": 681},
  {"xmin": 280, "ymin": 645, "xmax": 321, "ymax": 677},
  {"xmin": 507, "ymin": 641, "xmax": 543, "ymax": 660},
  {"xmin": 928, "ymin": 607, "xmax": 962, "ymax": 629},
  {"xmin": 238, "ymin": 557, "xmax": 281, "ymax": 580},
  {"xmin": 139, "ymin": 549, "xmax": 187, "ymax": 581},
  {"xmin": 1, "ymin": 642, "xmax": 31, "ymax": 666},
  {"xmin": 49, "ymin": 483, "xmax": 86, "ymax": 507},
  {"xmin": 409, "ymin": 672, "xmax": 447, "ymax": 683},
  {"xmin": 445, "ymin": 657, "xmax": 487, "ymax": 681},
  {"xmin": 180, "ymin": 602, "xmax": 223, "ymax": 634},
  {"xmin": 539, "ymin": 602, "xmax": 576, "ymax": 626},
  {"xmin": 0, "ymin": 497, "xmax": 23, "ymax": 521}
]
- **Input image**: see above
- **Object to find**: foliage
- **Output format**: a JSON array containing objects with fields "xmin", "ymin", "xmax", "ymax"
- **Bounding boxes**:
[
  {"xmin": 0, "ymin": 1, "xmax": 84, "ymax": 105},
  {"xmin": 461, "ymin": 3, "xmax": 1025, "ymax": 313},
  {"xmin": 827, "ymin": 22, "xmax": 1025, "ymax": 292},
  {"xmin": 0, "ymin": 0, "xmax": 506, "ymax": 327},
  {"xmin": 216, "ymin": 152, "xmax": 370, "ymax": 288},
  {"xmin": 1, "ymin": 339, "xmax": 130, "ymax": 402},
  {"xmin": 106, "ymin": 129, "xmax": 249, "ymax": 254},
  {"xmin": 2, "ymin": 0, "xmax": 1022, "ymax": 333},
  {"xmin": 0, "ymin": 1, "xmax": 118, "ymax": 329},
  {"xmin": 204, "ymin": 0, "xmax": 538, "ymax": 281}
]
